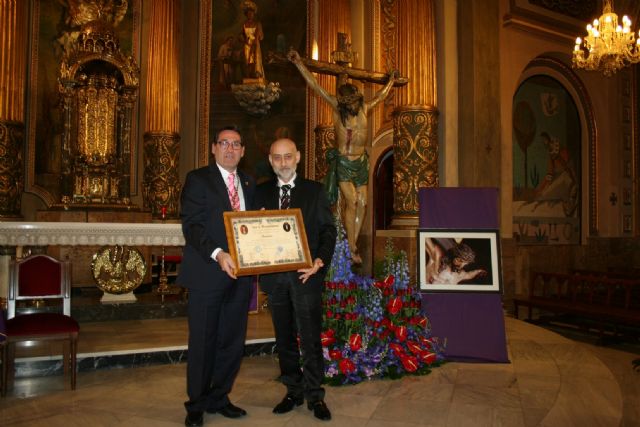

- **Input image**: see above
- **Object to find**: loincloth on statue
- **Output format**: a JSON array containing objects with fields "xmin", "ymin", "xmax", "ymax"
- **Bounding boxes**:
[{"xmin": 324, "ymin": 149, "xmax": 369, "ymax": 205}]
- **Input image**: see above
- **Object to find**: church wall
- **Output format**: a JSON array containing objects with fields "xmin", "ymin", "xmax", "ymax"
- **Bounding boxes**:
[{"xmin": 497, "ymin": 0, "xmax": 640, "ymax": 303}]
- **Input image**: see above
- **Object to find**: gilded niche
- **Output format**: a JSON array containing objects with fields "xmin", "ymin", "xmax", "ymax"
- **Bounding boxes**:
[{"xmin": 57, "ymin": 5, "xmax": 139, "ymax": 208}]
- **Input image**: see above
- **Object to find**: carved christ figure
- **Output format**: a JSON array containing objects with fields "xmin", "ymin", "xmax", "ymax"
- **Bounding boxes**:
[{"xmin": 288, "ymin": 49, "xmax": 396, "ymax": 264}]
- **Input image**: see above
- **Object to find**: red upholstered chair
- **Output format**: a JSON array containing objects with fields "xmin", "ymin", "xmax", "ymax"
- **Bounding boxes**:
[{"xmin": 1, "ymin": 255, "xmax": 79, "ymax": 396}]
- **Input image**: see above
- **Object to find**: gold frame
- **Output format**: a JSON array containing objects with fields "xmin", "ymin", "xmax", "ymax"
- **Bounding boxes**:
[{"xmin": 223, "ymin": 209, "xmax": 312, "ymax": 276}]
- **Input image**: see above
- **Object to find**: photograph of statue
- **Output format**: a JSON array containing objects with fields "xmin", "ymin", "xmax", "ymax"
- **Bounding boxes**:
[{"xmin": 418, "ymin": 230, "xmax": 502, "ymax": 293}]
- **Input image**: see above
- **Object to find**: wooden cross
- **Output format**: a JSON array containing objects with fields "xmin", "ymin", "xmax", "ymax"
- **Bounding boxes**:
[{"xmin": 269, "ymin": 33, "xmax": 408, "ymax": 87}]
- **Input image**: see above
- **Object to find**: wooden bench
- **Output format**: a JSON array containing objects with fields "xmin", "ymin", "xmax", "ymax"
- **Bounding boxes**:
[{"xmin": 513, "ymin": 272, "xmax": 640, "ymax": 330}]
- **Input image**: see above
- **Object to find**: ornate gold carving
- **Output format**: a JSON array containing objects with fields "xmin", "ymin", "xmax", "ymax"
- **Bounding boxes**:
[
  {"xmin": 0, "ymin": 121, "xmax": 24, "ymax": 218},
  {"xmin": 58, "ymin": 12, "xmax": 139, "ymax": 207},
  {"xmin": 392, "ymin": 107, "xmax": 439, "ymax": 216},
  {"xmin": 381, "ymin": 0, "xmax": 397, "ymax": 125},
  {"xmin": 91, "ymin": 245, "xmax": 146, "ymax": 295},
  {"xmin": 314, "ymin": 125, "xmax": 335, "ymax": 181},
  {"xmin": 143, "ymin": 132, "xmax": 181, "ymax": 219},
  {"xmin": 76, "ymin": 75, "xmax": 118, "ymax": 160}
]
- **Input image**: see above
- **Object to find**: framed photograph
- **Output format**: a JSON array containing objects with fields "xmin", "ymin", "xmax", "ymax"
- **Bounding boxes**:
[
  {"xmin": 223, "ymin": 209, "xmax": 312, "ymax": 276},
  {"xmin": 417, "ymin": 229, "xmax": 502, "ymax": 293}
]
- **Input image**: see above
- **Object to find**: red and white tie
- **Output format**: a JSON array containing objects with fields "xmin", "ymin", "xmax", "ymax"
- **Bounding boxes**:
[{"xmin": 228, "ymin": 172, "xmax": 240, "ymax": 211}]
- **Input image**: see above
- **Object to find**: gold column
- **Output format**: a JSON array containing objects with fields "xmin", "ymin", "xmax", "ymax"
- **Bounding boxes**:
[
  {"xmin": 313, "ymin": 0, "xmax": 351, "ymax": 181},
  {"xmin": 392, "ymin": 0, "xmax": 439, "ymax": 227},
  {"xmin": 0, "ymin": 0, "xmax": 28, "ymax": 218},
  {"xmin": 143, "ymin": 0, "xmax": 181, "ymax": 219}
]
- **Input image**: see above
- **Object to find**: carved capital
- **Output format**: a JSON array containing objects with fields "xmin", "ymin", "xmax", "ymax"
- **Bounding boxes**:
[
  {"xmin": 0, "ymin": 121, "xmax": 24, "ymax": 218},
  {"xmin": 392, "ymin": 106, "xmax": 439, "ymax": 219},
  {"xmin": 142, "ymin": 132, "xmax": 181, "ymax": 219}
]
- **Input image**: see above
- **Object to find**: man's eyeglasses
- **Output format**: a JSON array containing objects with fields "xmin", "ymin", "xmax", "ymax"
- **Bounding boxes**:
[{"xmin": 217, "ymin": 139, "xmax": 243, "ymax": 150}]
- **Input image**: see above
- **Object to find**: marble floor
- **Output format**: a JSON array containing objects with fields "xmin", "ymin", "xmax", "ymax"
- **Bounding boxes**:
[{"xmin": 1, "ymin": 314, "xmax": 639, "ymax": 427}]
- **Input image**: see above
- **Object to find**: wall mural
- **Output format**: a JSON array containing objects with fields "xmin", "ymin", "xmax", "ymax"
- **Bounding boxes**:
[
  {"xmin": 210, "ymin": 0, "xmax": 308, "ymax": 183},
  {"xmin": 28, "ymin": 0, "xmax": 139, "ymax": 203},
  {"xmin": 512, "ymin": 75, "xmax": 581, "ymax": 245}
]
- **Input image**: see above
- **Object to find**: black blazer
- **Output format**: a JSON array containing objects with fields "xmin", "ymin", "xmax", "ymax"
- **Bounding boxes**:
[
  {"xmin": 178, "ymin": 164, "xmax": 256, "ymax": 290},
  {"xmin": 255, "ymin": 176, "xmax": 336, "ymax": 292}
]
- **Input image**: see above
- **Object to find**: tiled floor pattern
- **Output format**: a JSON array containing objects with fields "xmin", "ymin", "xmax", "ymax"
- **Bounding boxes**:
[{"xmin": 1, "ymin": 316, "xmax": 639, "ymax": 427}]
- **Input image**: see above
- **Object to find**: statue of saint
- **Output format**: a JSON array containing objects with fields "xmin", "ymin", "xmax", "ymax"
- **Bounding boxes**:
[
  {"xmin": 288, "ymin": 49, "xmax": 396, "ymax": 263},
  {"xmin": 241, "ymin": 1, "xmax": 264, "ymax": 80}
]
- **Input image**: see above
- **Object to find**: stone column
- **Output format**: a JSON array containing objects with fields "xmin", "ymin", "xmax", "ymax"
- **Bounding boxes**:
[
  {"xmin": 392, "ymin": 0, "xmax": 439, "ymax": 228},
  {"xmin": 143, "ymin": 0, "xmax": 181, "ymax": 219},
  {"xmin": 313, "ymin": 0, "xmax": 351, "ymax": 181},
  {"xmin": 0, "ymin": 0, "xmax": 28, "ymax": 219}
]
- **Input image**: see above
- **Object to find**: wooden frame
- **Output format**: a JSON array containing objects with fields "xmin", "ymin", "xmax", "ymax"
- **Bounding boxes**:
[
  {"xmin": 417, "ymin": 229, "xmax": 502, "ymax": 293},
  {"xmin": 223, "ymin": 208, "xmax": 312, "ymax": 276}
]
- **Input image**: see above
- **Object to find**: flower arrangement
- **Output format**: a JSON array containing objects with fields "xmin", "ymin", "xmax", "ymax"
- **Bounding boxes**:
[{"xmin": 322, "ymin": 225, "xmax": 445, "ymax": 385}]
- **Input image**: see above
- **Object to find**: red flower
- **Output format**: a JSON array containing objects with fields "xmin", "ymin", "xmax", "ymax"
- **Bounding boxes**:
[
  {"xmin": 326, "ymin": 310, "xmax": 334, "ymax": 319},
  {"xmin": 384, "ymin": 275, "xmax": 395, "ymax": 286},
  {"xmin": 349, "ymin": 333, "xmax": 362, "ymax": 351},
  {"xmin": 400, "ymin": 355, "xmax": 418, "ymax": 372},
  {"xmin": 395, "ymin": 325, "xmax": 407, "ymax": 342},
  {"xmin": 389, "ymin": 343, "xmax": 405, "ymax": 356},
  {"xmin": 419, "ymin": 336, "xmax": 432, "ymax": 349},
  {"xmin": 339, "ymin": 358, "xmax": 356, "ymax": 374},
  {"xmin": 406, "ymin": 340, "xmax": 422, "ymax": 355},
  {"xmin": 417, "ymin": 317, "xmax": 428, "ymax": 329},
  {"xmin": 320, "ymin": 331, "xmax": 336, "ymax": 347},
  {"xmin": 387, "ymin": 297, "xmax": 402, "ymax": 315},
  {"xmin": 419, "ymin": 351, "xmax": 437, "ymax": 364},
  {"xmin": 329, "ymin": 349, "xmax": 343, "ymax": 360}
]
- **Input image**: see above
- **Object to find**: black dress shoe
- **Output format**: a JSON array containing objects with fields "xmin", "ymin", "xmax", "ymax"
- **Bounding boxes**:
[
  {"xmin": 307, "ymin": 400, "xmax": 331, "ymax": 421},
  {"xmin": 273, "ymin": 394, "xmax": 304, "ymax": 414},
  {"xmin": 216, "ymin": 402, "xmax": 247, "ymax": 418},
  {"xmin": 184, "ymin": 411, "xmax": 203, "ymax": 427}
]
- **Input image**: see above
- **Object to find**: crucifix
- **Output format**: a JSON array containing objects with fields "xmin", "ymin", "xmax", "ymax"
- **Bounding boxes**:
[{"xmin": 282, "ymin": 33, "xmax": 408, "ymax": 264}]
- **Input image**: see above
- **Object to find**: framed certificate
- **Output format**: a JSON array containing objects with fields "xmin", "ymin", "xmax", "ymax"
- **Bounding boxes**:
[{"xmin": 223, "ymin": 209, "xmax": 312, "ymax": 276}]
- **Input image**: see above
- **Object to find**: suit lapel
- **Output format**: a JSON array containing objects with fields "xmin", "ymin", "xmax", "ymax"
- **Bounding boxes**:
[
  {"xmin": 289, "ymin": 177, "xmax": 301, "ymax": 209},
  {"xmin": 238, "ymin": 170, "xmax": 252, "ymax": 208},
  {"xmin": 208, "ymin": 164, "xmax": 232, "ymax": 211}
]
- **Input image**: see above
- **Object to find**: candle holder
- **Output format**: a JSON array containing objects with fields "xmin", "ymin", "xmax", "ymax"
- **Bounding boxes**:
[{"xmin": 155, "ymin": 206, "xmax": 179, "ymax": 304}]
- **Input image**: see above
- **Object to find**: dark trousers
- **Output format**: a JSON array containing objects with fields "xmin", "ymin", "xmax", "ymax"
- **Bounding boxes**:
[
  {"xmin": 266, "ymin": 274, "xmax": 325, "ymax": 402},
  {"xmin": 184, "ymin": 279, "xmax": 251, "ymax": 413}
]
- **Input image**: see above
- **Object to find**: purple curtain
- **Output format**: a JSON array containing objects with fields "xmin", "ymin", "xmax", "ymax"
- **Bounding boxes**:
[{"xmin": 419, "ymin": 188, "xmax": 509, "ymax": 362}]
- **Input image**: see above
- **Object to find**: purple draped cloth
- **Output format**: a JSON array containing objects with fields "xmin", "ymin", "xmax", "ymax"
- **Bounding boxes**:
[{"xmin": 419, "ymin": 187, "xmax": 509, "ymax": 363}]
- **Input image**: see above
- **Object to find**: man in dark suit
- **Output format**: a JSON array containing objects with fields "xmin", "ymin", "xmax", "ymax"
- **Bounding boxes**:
[
  {"xmin": 256, "ymin": 138, "xmax": 337, "ymax": 421},
  {"xmin": 178, "ymin": 126, "xmax": 255, "ymax": 427}
]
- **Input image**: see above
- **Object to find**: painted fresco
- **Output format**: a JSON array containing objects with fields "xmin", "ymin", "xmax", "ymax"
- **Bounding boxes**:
[
  {"xmin": 210, "ymin": 0, "xmax": 307, "ymax": 183},
  {"xmin": 512, "ymin": 75, "xmax": 581, "ymax": 245}
]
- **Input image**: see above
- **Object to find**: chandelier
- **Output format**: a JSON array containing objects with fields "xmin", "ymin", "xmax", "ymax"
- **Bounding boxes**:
[{"xmin": 572, "ymin": 0, "xmax": 640, "ymax": 76}]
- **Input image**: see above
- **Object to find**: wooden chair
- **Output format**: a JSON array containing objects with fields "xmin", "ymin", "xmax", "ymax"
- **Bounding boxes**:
[{"xmin": 1, "ymin": 255, "xmax": 79, "ymax": 396}]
